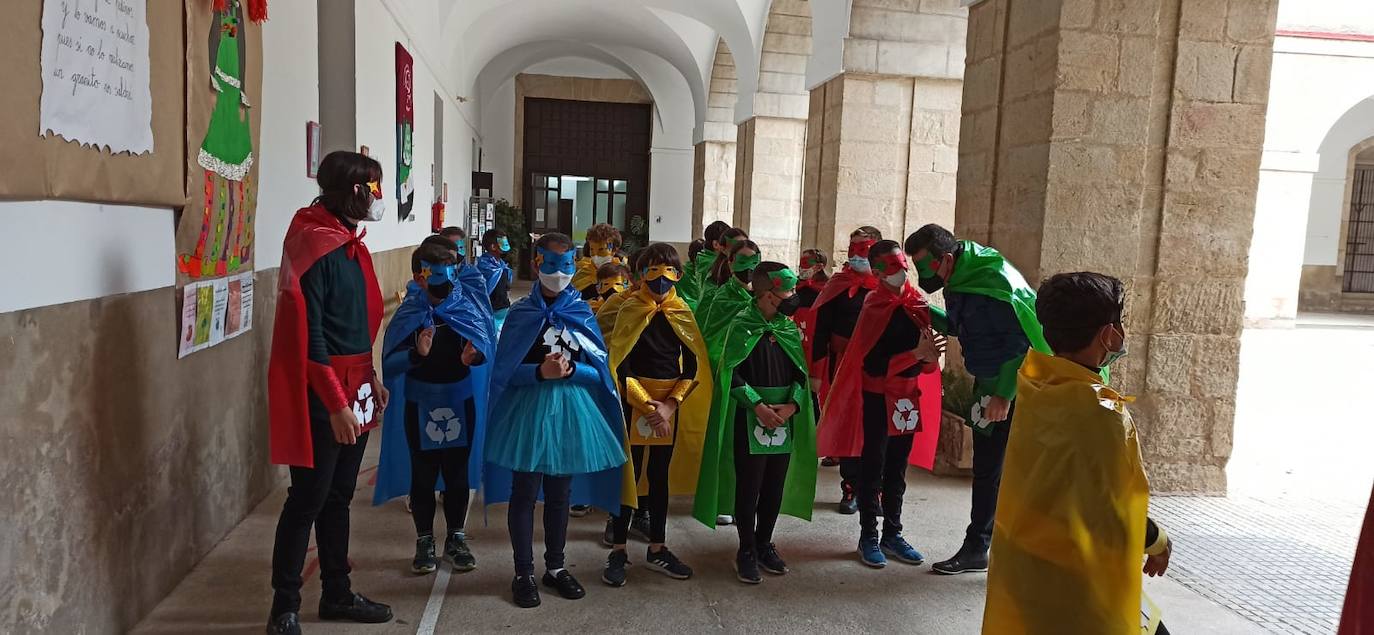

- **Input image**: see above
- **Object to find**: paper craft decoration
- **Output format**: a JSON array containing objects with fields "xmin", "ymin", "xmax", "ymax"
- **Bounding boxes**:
[
  {"xmin": 395, "ymin": 43, "xmax": 414, "ymax": 221},
  {"xmin": 179, "ymin": 270, "xmax": 254, "ymax": 358},
  {"xmin": 39, "ymin": 0, "xmax": 154, "ymax": 154}
]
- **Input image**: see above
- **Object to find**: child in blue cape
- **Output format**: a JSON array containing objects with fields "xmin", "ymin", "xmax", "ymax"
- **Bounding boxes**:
[
  {"xmin": 483, "ymin": 232, "xmax": 628, "ymax": 609},
  {"xmin": 373, "ymin": 241, "xmax": 495, "ymax": 576},
  {"xmin": 477, "ymin": 228, "xmax": 514, "ymax": 332}
]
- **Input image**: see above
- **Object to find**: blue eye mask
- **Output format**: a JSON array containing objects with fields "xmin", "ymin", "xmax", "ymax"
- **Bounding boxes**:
[
  {"xmin": 536, "ymin": 246, "xmax": 576, "ymax": 275},
  {"xmin": 420, "ymin": 260, "xmax": 458, "ymax": 286},
  {"xmin": 499, "ymin": 237, "xmax": 511, "ymax": 252},
  {"xmin": 455, "ymin": 242, "xmax": 467, "ymax": 258}
]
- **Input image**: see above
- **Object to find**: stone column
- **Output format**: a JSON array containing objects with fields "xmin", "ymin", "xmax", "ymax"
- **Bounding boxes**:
[
  {"xmin": 734, "ymin": 116, "xmax": 807, "ymax": 265},
  {"xmin": 957, "ymin": 0, "xmax": 1278, "ymax": 493},
  {"xmin": 692, "ymin": 141, "xmax": 736, "ymax": 239}
]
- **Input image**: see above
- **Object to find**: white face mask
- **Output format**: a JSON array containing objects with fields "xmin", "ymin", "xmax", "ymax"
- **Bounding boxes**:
[
  {"xmin": 363, "ymin": 196, "xmax": 386, "ymax": 222},
  {"xmin": 539, "ymin": 271, "xmax": 573, "ymax": 293},
  {"xmin": 884, "ymin": 271, "xmax": 907, "ymax": 288},
  {"xmin": 591, "ymin": 255, "xmax": 612, "ymax": 267},
  {"xmin": 848, "ymin": 256, "xmax": 871, "ymax": 273},
  {"xmin": 799, "ymin": 268, "xmax": 815, "ymax": 280}
]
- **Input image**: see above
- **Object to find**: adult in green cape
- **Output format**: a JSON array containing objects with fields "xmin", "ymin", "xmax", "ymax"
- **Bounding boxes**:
[
  {"xmin": 693, "ymin": 262, "xmax": 817, "ymax": 583},
  {"xmin": 679, "ymin": 221, "xmax": 731, "ymax": 310},
  {"xmin": 697, "ymin": 239, "xmax": 761, "ymax": 367},
  {"xmin": 904, "ymin": 223, "xmax": 1049, "ymax": 576}
]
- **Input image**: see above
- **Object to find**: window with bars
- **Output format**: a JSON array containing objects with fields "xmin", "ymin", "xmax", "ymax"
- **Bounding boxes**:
[{"xmin": 1344, "ymin": 166, "xmax": 1374, "ymax": 293}]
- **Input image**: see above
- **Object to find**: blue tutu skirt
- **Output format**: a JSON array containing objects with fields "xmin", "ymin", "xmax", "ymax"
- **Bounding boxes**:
[{"xmin": 485, "ymin": 381, "xmax": 626, "ymax": 476}]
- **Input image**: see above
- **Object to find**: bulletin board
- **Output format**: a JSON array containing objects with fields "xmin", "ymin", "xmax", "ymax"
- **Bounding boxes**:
[{"xmin": 0, "ymin": 0, "xmax": 185, "ymax": 207}]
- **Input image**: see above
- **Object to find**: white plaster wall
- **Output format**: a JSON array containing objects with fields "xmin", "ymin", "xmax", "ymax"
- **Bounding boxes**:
[
  {"xmin": 1278, "ymin": 0, "xmax": 1374, "ymax": 34},
  {"xmin": 649, "ymin": 146, "xmax": 695, "ymax": 243},
  {"xmin": 483, "ymin": 79, "xmax": 516, "ymax": 202},
  {"xmin": 525, "ymin": 57, "xmax": 630, "ymax": 80}
]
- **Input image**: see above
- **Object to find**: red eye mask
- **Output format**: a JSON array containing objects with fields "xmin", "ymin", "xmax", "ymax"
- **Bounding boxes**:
[
  {"xmin": 849, "ymin": 239, "xmax": 875, "ymax": 259},
  {"xmin": 871, "ymin": 251, "xmax": 909, "ymax": 275}
]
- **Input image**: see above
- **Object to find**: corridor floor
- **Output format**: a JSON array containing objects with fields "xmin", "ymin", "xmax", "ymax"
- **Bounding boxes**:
[{"xmin": 132, "ymin": 462, "xmax": 1261, "ymax": 634}]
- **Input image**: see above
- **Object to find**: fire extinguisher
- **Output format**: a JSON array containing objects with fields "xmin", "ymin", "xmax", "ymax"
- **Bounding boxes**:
[{"xmin": 431, "ymin": 200, "xmax": 445, "ymax": 234}]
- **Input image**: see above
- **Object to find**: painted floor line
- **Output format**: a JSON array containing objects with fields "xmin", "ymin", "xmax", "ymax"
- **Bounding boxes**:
[{"xmin": 416, "ymin": 566, "xmax": 450, "ymax": 635}]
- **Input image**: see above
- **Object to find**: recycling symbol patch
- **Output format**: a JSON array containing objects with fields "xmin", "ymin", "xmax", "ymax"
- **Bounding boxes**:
[
  {"xmin": 634, "ymin": 414, "xmax": 655, "ymax": 439},
  {"xmin": 353, "ymin": 383, "xmax": 376, "ymax": 426},
  {"xmin": 969, "ymin": 395, "xmax": 993, "ymax": 429},
  {"xmin": 425, "ymin": 407, "xmax": 463, "ymax": 444},
  {"xmin": 753, "ymin": 423, "xmax": 789, "ymax": 447},
  {"xmin": 891, "ymin": 398, "xmax": 919, "ymax": 432},
  {"xmin": 542, "ymin": 326, "xmax": 581, "ymax": 358}
]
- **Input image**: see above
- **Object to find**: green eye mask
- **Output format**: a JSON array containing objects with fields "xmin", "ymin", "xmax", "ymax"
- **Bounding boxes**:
[
  {"xmin": 768, "ymin": 268, "xmax": 798, "ymax": 292},
  {"xmin": 914, "ymin": 254, "xmax": 937, "ymax": 278},
  {"xmin": 731, "ymin": 252, "xmax": 761, "ymax": 273}
]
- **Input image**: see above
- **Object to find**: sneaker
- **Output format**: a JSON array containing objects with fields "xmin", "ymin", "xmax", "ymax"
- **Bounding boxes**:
[
  {"xmin": 931, "ymin": 549, "xmax": 989, "ymax": 575},
  {"xmin": 716, "ymin": 514, "xmax": 734, "ymax": 526},
  {"xmin": 858, "ymin": 535, "xmax": 887, "ymax": 568},
  {"xmin": 879, "ymin": 533, "xmax": 925, "ymax": 565},
  {"xmin": 570, "ymin": 504, "xmax": 590, "ymax": 518},
  {"xmin": 265, "ymin": 612, "xmax": 301, "ymax": 635},
  {"xmin": 645, "ymin": 546, "xmax": 693, "ymax": 580},
  {"xmin": 411, "ymin": 535, "xmax": 438, "ymax": 575},
  {"xmin": 602, "ymin": 549, "xmax": 629, "ymax": 587},
  {"xmin": 821, "ymin": 456, "xmax": 840, "ymax": 467},
  {"xmin": 318, "ymin": 593, "xmax": 393, "ymax": 624},
  {"xmin": 601, "ymin": 517, "xmax": 617, "ymax": 548},
  {"xmin": 444, "ymin": 530, "xmax": 477, "ymax": 572},
  {"xmin": 734, "ymin": 549, "xmax": 762, "ymax": 584},
  {"xmin": 512, "ymin": 575, "xmax": 541, "ymax": 608},
  {"xmin": 837, "ymin": 483, "xmax": 858, "ymax": 515},
  {"xmin": 629, "ymin": 512, "xmax": 652, "ymax": 542},
  {"xmin": 756, "ymin": 543, "xmax": 789, "ymax": 575},
  {"xmin": 542, "ymin": 569, "xmax": 586, "ymax": 600}
]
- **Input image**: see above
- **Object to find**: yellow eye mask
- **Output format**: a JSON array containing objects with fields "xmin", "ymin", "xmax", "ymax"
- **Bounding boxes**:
[
  {"xmin": 598, "ymin": 276, "xmax": 630, "ymax": 294},
  {"xmin": 641, "ymin": 265, "xmax": 682, "ymax": 282}
]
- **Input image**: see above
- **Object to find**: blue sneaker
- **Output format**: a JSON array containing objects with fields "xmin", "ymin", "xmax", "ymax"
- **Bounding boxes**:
[
  {"xmin": 880, "ymin": 534, "xmax": 925, "ymax": 565},
  {"xmin": 858, "ymin": 535, "xmax": 886, "ymax": 568}
]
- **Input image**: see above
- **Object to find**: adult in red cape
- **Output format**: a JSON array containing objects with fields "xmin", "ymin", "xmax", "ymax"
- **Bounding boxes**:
[
  {"xmin": 265, "ymin": 151, "xmax": 392, "ymax": 635},
  {"xmin": 1342, "ymin": 484, "xmax": 1374, "ymax": 634},
  {"xmin": 816, "ymin": 240, "xmax": 942, "ymax": 569},
  {"xmin": 807, "ymin": 227, "xmax": 882, "ymax": 514}
]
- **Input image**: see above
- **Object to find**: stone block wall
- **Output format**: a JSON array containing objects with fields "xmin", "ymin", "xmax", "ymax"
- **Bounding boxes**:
[
  {"xmin": 734, "ymin": 116, "xmax": 808, "ymax": 266},
  {"xmin": 692, "ymin": 141, "xmax": 737, "ymax": 239}
]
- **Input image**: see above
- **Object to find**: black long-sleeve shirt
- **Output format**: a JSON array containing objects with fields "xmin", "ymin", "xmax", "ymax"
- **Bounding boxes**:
[
  {"xmin": 863, "ymin": 309, "xmax": 925, "ymax": 378},
  {"xmin": 301, "ymin": 244, "xmax": 372, "ymax": 363},
  {"xmin": 489, "ymin": 269, "xmax": 511, "ymax": 311},
  {"xmin": 733, "ymin": 333, "xmax": 806, "ymax": 391},
  {"xmin": 405, "ymin": 316, "xmax": 479, "ymax": 384},
  {"xmin": 812, "ymin": 287, "xmax": 869, "ymax": 366},
  {"xmin": 621, "ymin": 313, "xmax": 697, "ymax": 381}
]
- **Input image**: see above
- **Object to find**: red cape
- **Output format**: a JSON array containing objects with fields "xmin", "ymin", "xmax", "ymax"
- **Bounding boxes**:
[
  {"xmin": 792, "ymin": 276, "xmax": 827, "ymax": 361},
  {"xmin": 267, "ymin": 205, "xmax": 383, "ymax": 467},
  {"xmin": 815, "ymin": 281, "xmax": 942, "ymax": 470},
  {"xmin": 1342, "ymin": 484, "xmax": 1374, "ymax": 634},
  {"xmin": 806, "ymin": 268, "xmax": 879, "ymax": 402}
]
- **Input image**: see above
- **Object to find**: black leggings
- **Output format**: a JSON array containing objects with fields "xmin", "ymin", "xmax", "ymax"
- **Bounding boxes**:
[
  {"xmin": 612, "ymin": 444, "xmax": 673, "ymax": 544},
  {"xmin": 859, "ymin": 391, "xmax": 913, "ymax": 536},
  {"xmin": 404, "ymin": 400, "xmax": 473, "ymax": 536},
  {"xmin": 508, "ymin": 471, "xmax": 572, "ymax": 576},
  {"xmin": 732, "ymin": 407, "xmax": 791, "ymax": 553}
]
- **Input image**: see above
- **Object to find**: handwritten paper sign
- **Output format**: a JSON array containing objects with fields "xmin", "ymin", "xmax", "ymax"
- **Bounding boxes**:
[{"xmin": 39, "ymin": 0, "xmax": 153, "ymax": 154}]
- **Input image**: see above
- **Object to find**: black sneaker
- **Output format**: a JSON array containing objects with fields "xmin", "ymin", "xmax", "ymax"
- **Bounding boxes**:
[
  {"xmin": 444, "ymin": 530, "xmax": 476, "ymax": 572},
  {"xmin": 756, "ymin": 543, "xmax": 789, "ymax": 575},
  {"xmin": 931, "ymin": 549, "xmax": 989, "ymax": 575},
  {"xmin": 837, "ymin": 483, "xmax": 858, "ymax": 515},
  {"xmin": 412, "ymin": 534, "xmax": 438, "ymax": 574},
  {"xmin": 265, "ymin": 612, "xmax": 301, "ymax": 635},
  {"xmin": 629, "ymin": 511, "xmax": 652, "ymax": 542},
  {"xmin": 318, "ymin": 593, "xmax": 393, "ymax": 624},
  {"xmin": 734, "ymin": 549, "xmax": 762, "ymax": 584},
  {"xmin": 512, "ymin": 575, "xmax": 541, "ymax": 608},
  {"xmin": 601, "ymin": 517, "xmax": 617, "ymax": 548},
  {"xmin": 602, "ymin": 549, "xmax": 629, "ymax": 587},
  {"xmin": 542, "ymin": 569, "xmax": 586, "ymax": 599},
  {"xmin": 645, "ymin": 546, "xmax": 693, "ymax": 580},
  {"xmin": 570, "ymin": 504, "xmax": 590, "ymax": 518},
  {"xmin": 821, "ymin": 456, "xmax": 840, "ymax": 467}
]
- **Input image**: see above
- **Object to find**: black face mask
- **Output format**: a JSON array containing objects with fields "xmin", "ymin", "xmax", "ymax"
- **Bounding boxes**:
[
  {"xmin": 776, "ymin": 294, "xmax": 801, "ymax": 317},
  {"xmin": 645, "ymin": 276, "xmax": 676, "ymax": 295},
  {"xmin": 918, "ymin": 275, "xmax": 945, "ymax": 293},
  {"xmin": 428, "ymin": 281, "xmax": 454, "ymax": 300},
  {"xmin": 734, "ymin": 269, "xmax": 753, "ymax": 284}
]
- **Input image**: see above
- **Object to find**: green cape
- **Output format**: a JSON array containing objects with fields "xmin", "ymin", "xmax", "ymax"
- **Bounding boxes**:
[
  {"xmin": 692, "ymin": 301, "xmax": 817, "ymax": 528},
  {"xmin": 699, "ymin": 277, "xmax": 753, "ymax": 367},
  {"xmin": 679, "ymin": 250, "xmax": 718, "ymax": 311}
]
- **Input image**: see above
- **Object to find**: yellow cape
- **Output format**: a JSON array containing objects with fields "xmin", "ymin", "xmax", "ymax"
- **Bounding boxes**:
[
  {"xmin": 606, "ymin": 287, "xmax": 713, "ymax": 506},
  {"xmin": 983, "ymin": 350, "xmax": 1149, "ymax": 635},
  {"xmin": 596, "ymin": 285, "xmax": 633, "ymax": 335},
  {"xmin": 572, "ymin": 258, "xmax": 599, "ymax": 293}
]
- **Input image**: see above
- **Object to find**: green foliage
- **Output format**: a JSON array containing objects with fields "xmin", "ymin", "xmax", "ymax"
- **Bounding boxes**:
[
  {"xmin": 941, "ymin": 366, "xmax": 977, "ymax": 417},
  {"xmin": 493, "ymin": 198, "xmax": 528, "ymax": 254}
]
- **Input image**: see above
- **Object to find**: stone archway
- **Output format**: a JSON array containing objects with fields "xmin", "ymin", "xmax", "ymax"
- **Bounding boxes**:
[
  {"xmin": 692, "ymin": 38, "xmax": 739, "ymax": 239},
  {"xmin": 1299, "ymin": 97, "xmax": 1374, "ymax": 312}
]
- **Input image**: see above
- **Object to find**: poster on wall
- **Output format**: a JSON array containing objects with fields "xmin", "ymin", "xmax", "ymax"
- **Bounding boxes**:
[
  {"xmin": 179, "ymin": 270, "xmax": 254, "ymax": 358},
  {"xmin": 39, "ymin": 0, "xmax": 154, "ymax": 154},
  {"xmin": 395, "ymin": 42, "xmax": 414, "ymax": 221}
]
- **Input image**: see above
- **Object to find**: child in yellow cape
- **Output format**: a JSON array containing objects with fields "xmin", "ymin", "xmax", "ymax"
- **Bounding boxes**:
[
  {"xmin": 599, "ymin": 242, "xmax": 713, "ymax": 587},
  {"xmin": 983, "ymin": 272, "xmax": 1173, "ymax": 635},
  {"xmin": 573, "ymin": 223, "xmax": 623, "ymax": 295}
]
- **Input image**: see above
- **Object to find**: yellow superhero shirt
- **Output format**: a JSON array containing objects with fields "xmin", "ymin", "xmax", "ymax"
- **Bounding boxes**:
[{"xmin": 983, "ymin": 350, "xmax": 1150, "ymax": 635}]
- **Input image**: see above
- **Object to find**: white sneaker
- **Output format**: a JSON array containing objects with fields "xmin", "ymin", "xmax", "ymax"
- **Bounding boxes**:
[{"xmin": 716, "ymin": 515, "xmax": 734, "ymax": 525}]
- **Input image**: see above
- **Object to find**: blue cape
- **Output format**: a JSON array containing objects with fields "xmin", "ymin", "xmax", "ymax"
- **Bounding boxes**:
[
  {"xmin": 373, "ymin": 282, "xmax": 496, "ymax": 505},
  {"xmin": 457, "ymin": 262, "xmax": 494, "ymax": 315},
  {"xmin": 482, "ymin": 284, "xmax": 626, "ymax": 515},
  {"xmin": 476, "ymin": 253, "xmax": 513, "ymax": 295}
]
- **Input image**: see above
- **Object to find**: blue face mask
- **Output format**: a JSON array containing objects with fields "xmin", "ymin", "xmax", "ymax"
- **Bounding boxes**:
[
  {"xmin": 645, "ymin": 276, "xmax": 675, "ymax": 295},
  {"xmin": 455, "ymin": 242, "xmax": 466, "ymax": 258},
  {"xmin": 421, "ymin": 260, "xmax": 457, "ymax": 287},
  {"xmin": 499, "ymin": 237, "xmax": 511, "ymax": 253}
]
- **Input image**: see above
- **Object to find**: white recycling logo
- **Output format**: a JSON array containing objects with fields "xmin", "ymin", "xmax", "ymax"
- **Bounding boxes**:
[
  {"xmin": 542, "ymin": 326, "xmax": 581, "ymax": 357},
  {"xmin": 634, "ymin": 415, "xmax": 655, "ymax": 439},
  {"xmin": 353, "ymin": 383, "xmax": 376, "ymax": 425},
  {"xmin": 968, "ymin": 395, "xmax": 993, "ymax": 429},
  {"xmin": 891, "ymin": 397, "xmax": 919, "ymax": 432},
  {"xmin": 753, "ymin": 423, "xmax": 789, "ymax": 447},
  {"xmin": 425, "ymin": 407, "xmax": 462, "ymax": 444}
]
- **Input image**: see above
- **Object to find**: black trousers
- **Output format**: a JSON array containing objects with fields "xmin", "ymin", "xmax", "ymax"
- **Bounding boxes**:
[
  {"xmin": 270, "ymin": 409, "xmax": 369, "ymax": 617},
  {"xmin": 963, "ymin": 404, "xmax": 1013, "ymax": 554},
  {"xmin": 859, "ymin": 391, "xmax": 913, "ymax": 537},
  {"xmin": 508, "ymin": 471, "xmax": 572, "ymax": 576},
  {"xmin": 732, "ymin": 408, "xmax": 791, "ymax": 552},
  {"xmin": 404, "ymin": 400, "xmax": 473, "ymax": 537},
  {"xmin": 612, "ymin": 444, "xmax": 673, "ymax": 544}
]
